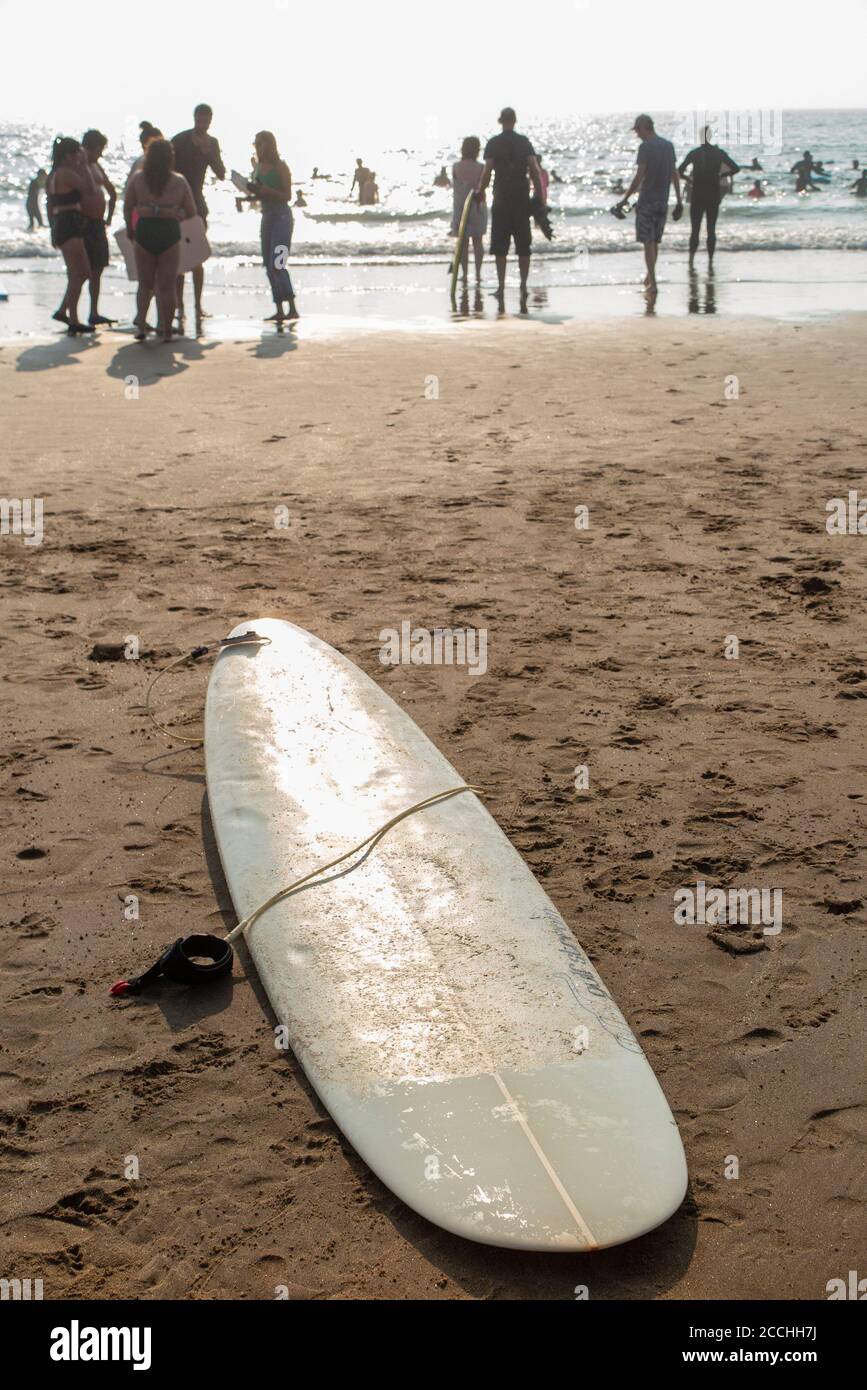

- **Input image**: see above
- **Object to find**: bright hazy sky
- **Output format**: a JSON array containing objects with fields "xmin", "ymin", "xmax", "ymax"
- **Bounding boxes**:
[{"xmin": 3, "ymin": 0, "xmax": 866, "ymax": 166}]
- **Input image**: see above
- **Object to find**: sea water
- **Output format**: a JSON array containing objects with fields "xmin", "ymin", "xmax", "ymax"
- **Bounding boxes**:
[{"xmin": 1, "ymin": 109, "xmax": 865, "ymax": 337}]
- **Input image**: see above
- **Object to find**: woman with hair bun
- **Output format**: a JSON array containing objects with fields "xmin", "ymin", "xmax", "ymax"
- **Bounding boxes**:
[
  {"xmin": 46, "ymin": 136, "xmax": 98, "ymax": 334},
  {"xmin": 123, "ymin": 137, "xmax": 195, "ymax": 343},
  {"xmin": 127, "ymin": 121, "xmax": 164, "ymax": 185}
]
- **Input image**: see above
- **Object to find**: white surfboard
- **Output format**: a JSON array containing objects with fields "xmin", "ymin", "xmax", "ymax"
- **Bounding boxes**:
[
  {"xmin": 115, "ymin": 215, "xmax": 211, "ymax": 280},
  {"xmin": 204, "ymin": 619, "xmax": 687, "ymax": 1250}
]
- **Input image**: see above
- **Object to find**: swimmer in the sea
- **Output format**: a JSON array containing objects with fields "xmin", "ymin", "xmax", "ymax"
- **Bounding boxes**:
[
  {"xmin": 26, "ymin": 169, "xmax": 47, "ymax": 229},
  {"xmin": 791, "ymin": 151, "xmax": 820, "ymax": 192},
  {"xmin": 350, "ymin": 157, "xmax": 371, "ymax": 202}
]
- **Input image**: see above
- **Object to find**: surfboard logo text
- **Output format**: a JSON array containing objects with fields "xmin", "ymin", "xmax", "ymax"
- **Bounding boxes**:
[
  {"xmin": 543, "ymin": 908, "xmax": 642, "ymax": 1054},
  {"xmin": 378, "ymin": 622, "xmax": 487, "ymax": 676}
]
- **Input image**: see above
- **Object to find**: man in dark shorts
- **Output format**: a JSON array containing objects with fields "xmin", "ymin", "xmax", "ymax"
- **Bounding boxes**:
[
  {"xmin": 80, "ymin": 130, "xmax": 117, "ymax": 325},
  {"xmin": 678, "ymin": 126, "xmax": 740, "ymax": 266},
  {"xmin": 615, "ymin": 114, "xmax": 682, "ymax": 296},
  {"xmin": 476, "ymin": 107, "xmax": 545, "ymax": 311},
  {"xmin": 171, "ymin": 104, "xmax": 225, "ymax": 328}
]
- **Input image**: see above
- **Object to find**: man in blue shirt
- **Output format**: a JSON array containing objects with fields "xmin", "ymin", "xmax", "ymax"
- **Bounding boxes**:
[{"xmin": 615, "ymin": 114, "xmax": 682, "ymax": 295}]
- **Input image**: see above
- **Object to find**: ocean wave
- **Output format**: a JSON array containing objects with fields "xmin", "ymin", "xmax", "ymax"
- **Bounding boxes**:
[
  {"xmin": 209, "ymin": 235, "xmax": 867, "ymax": 259},
  {"xmin": 4, "ymin": 238, "xmax": 866, "ymax": 266},
  {"xmin": 3, "ymin": 232, "xmax": 866, "ymax": 265},
  {"xmin": 0, "ymin": 241, "xmax": 58, "ymax": 259},
  {"xmin": 301, "ymin": 207, "xmax": 449, "ymax": 223}
]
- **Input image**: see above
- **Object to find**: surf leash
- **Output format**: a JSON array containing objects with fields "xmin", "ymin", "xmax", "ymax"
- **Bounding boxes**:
[
  {"xmin": 109, "ymin": 934, "xmax": 233, "ymax": 997},
  {"xmin": 144, "ymin": 630, "xmax": 271, "ymax": 745},
  {"xmin": 109, "ymin": 785, "xmax": 481, "ymax": 996},
  {"xmin": 224, "ymin": 784, "xmax": 482, "ymax": 945},
  {"xmin": 124, "ymin": 634, "xmax": 481, "ymax": 991}
]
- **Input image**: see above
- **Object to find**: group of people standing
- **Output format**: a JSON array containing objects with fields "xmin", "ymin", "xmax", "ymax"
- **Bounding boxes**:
[
  {"xmin": 35, "ymin": 104, "xmax": 867, "ymax": 334},
  {"xmin": 447, "ymin": 110, "xmax": 751, "ymax": 305},
  {"xmin": 447, "ymin": 108, "xmax": 548, "ymax": 310},
  {"xmin": 449, "ymin": 108, "xmax": 688, "ymax": 303},
  {"xmin": 450, "ymin": 112, "xmax": 867, "ymax": 304},
  {"xmin": 42, "ymin": 103, "xmax": 298, "ymax": 342}
]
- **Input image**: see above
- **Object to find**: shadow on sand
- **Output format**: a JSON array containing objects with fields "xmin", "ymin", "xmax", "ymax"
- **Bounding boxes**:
[
  {"xmin": 248, "ymin": 325, "xmax": 299, "ymax": 358},
  {"xmin": 15, "ymin": 332, "xmax": 101, "ymax": 373},
  {"xmin": 102, "ymin": 328, "xmax": 298, "ymax": 380},
  {"xmin": 105, "ymin": 335, "xmax": 221, "ymax": 386}
]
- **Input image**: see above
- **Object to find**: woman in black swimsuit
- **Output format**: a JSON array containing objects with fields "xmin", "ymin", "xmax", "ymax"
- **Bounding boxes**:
[
  {"xmin": 123, "ymin": 138, "xmax": 195, "ymax": 343},
  {"xmin": 47, "ymin": 137, "xmax": 97, "ymax": 335}
]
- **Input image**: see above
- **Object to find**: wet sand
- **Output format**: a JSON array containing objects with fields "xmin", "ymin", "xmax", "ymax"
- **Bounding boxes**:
[
  {"xmin": 1, "ymin": 313, "xmax": 865, "ymax": 1299},
  {"xmin": 1, "ymin": 246, "xmax": 867, "ymax": 345}
]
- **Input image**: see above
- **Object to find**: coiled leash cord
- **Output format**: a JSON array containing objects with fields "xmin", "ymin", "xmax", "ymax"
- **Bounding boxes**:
[
  {"xmin": 111, "ymin": 630, "xmax": 481, "ymax": 997},
  {"xmin": 144, "ymin": 629, "xmax": 271, "ymax": 745}
]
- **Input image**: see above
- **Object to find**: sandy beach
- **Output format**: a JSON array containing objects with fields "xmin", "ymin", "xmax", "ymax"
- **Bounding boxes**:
[{"xmin": 1, "ymin": 312, "xmax": 865, "ymax": 1300}]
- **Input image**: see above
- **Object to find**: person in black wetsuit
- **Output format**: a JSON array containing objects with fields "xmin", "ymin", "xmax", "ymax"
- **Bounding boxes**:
[
  {"xmin": 171, "ymin": 103, "xmax": 225, "ymax": 330},
  {"xmin": 475, "ymin": 107, "xmax": 545, "ymax": 312},
  {"xmin": 678, "ymin": 127, "xmax": 740, "ymax": 266}
]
